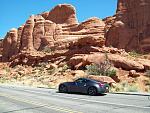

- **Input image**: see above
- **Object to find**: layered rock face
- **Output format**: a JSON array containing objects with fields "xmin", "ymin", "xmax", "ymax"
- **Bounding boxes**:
[
  {"xmin": 2, "ymin": 28, "xmax": 18, "ymax": 61},
  {"xmin": 46, "ymin": 4, "xmax": 78, "ymax": 25},
  {"xmin": 1, "ymin": 4, "xmax": 105, "ymax": 62},
  {"xmin": 106, "ymin": 0, "xmax": 150, "ymax": 52}
]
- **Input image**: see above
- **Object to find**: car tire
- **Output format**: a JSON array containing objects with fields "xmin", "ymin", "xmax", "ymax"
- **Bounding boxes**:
[
  {"xmin": 88, "ymin": 87, "xmax": 97, "ymax": 96},
  {"xmin": 59, "ymin": 85, "xmax": 68, "ymax": 93}
]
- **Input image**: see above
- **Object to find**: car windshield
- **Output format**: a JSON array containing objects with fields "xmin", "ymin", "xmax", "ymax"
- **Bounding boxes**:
[{"xmin": 75, "ymin": 78, "xmax": 105, "ymax": 84}]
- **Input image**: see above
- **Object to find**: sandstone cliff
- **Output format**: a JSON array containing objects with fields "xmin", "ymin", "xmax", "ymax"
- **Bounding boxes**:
[
  {"xmin": 1, "ymin": 4, "xmax": 105, "ymax": 62},
  {"xmin": 0, "ymin": 2, "xmax": 150, "ymax": 92},
  {"xmin": 106, "ymin": 0, "xmax": 150, "ymax": 53}
]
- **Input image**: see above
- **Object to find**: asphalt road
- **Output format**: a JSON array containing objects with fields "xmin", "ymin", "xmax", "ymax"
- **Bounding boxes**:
[{"xmin": 0, "ymin": 84, "xmax": 150, "ymax": 113}]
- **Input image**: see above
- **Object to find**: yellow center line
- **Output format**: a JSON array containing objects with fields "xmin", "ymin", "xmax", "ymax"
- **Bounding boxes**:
[{"xmin": 0, "ymin": 93, "xmax": 83, "ymax": 113}]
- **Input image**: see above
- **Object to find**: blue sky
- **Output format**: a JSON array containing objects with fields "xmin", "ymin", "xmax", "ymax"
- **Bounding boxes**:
[{"xmin": 0, "ymin": 0, "xmax": 117, "ymax": 38}]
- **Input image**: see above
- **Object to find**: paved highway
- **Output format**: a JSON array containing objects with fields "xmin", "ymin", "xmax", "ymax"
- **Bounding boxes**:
[{"xmin": 0, "ymin": 84, "xmax": 150, "ymax": 113}]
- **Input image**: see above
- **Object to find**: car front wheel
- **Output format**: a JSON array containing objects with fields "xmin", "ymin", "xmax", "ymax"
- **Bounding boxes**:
[
  {"xmin": 59, "ymin": 85, "xmax": 68, "ymax": 93},
  {"xmin": 88, "ymin": 87, "xmax": 97, "ymax": 96}
]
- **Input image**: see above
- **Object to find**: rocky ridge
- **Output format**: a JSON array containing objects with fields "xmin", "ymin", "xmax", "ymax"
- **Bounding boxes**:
[
  {"xmin": 0, "ymin": 2, "xmax": 150, "ymax": 91},
  {"xmin": 1, "ymin": 4, "xmax": 105, "ymax": 63}
]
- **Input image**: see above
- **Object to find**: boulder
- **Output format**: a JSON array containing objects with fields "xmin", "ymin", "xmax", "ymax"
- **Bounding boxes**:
[
  {"xmin": 88, "ymin": 75, "xmax": 116, "ymax": 84},
  {"xmin": 68, "ymin": 53, "xmax": 145, "ymax": 71},
  {"xmin": 108, "ymin": 54, "xmax": 144, "ymax": 71},
  {"xmin": 128, "ymin": 70, "xmax": 140, "ymax": 78},
  {"xmin": 129, "ymin": 70, "xmax": 136, "ymax": 76},
  {"xmin": 47, "ymin": 4, "xmax": 78, "ymax": 25},
  {"xmin": 137, "ymin": 58, "xmax": 150, "ymax": 70}
]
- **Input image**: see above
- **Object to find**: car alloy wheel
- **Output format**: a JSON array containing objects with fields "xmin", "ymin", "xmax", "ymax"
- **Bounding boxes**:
[
  {"xmin": 88, "ymin": 87, "xmax": 97, "ymax": 96},
  {"xmin": 59, "ymin": 85, "xmax": 68, "ymax": 93}
]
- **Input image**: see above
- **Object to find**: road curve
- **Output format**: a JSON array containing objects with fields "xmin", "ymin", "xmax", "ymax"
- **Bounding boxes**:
[{"xmin": 0, "ymin": 84, "xmax": 150, "ymax": 113}]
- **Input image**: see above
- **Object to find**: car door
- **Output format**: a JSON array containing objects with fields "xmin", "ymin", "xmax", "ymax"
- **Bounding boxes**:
[
  {"xmin": 69, "ymin": 82, "xmax": 78, "ymax": 93},
  {"xmin": 76, "ymin": 79, "xmax": 87, "ymax": 93}
]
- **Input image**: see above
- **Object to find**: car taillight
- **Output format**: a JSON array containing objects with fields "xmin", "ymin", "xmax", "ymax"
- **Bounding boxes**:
[{"xmin": 99, "ymin": 83, "xmax": 105, "ymax": 87}]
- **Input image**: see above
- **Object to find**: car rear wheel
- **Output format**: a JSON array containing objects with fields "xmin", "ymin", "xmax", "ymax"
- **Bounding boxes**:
[
  {"xmin": 88, "ymin": 87, "xmax": 97, "ymax": 96},
  {"xmin": 59, "ymin": 85, "xmax": 68, "ymax": 93}
]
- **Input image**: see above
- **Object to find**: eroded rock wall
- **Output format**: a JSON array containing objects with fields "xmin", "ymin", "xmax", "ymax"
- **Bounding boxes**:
[
  {"xmin": 106, "ymin": 0, "xmax": 150, "ymax": 52},
  {"xmin": 1, "ymin": 4, "xmax": 105, "ymax": 61}
]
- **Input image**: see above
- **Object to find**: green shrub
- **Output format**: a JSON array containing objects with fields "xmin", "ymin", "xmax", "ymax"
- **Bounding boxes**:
[
  {"xmin": 42, "ymin": 46, "xmax": 52, "ymax": 53},
  {"xmin": 86, "ymin": 64, "xmax": 101, "ymax": 75},
  {"xmin": 86, "ymin": 53, "xmax": 116, "ymax": 77},
  {"xmin": 47, "ymin": 68, "xmax": 56, "ymax": 75},
  {"xmin": 86, "ymin": 63, "xmax": 116, "ymax": 77},
  {"xmin": 106, "ymin": 69, "xmax": 117, "ymax": 77},
  {"xmin": 128, "ymin": 51, "xmax": 142, "ymax": 57},
  {"xmin": 61, "ymin": 64, "xmax": 69, "ymax": 72}
]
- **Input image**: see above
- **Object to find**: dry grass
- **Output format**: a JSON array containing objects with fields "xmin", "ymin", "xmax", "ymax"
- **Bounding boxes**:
[{"xmin": 110, "ymin": 81, "xmax": 140, "ymax": 92}]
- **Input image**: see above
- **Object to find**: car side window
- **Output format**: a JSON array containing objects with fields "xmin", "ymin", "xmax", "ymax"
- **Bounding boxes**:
[{"xmin": 76, "ymin": 79, "xmax": 86, "ymax": 83}]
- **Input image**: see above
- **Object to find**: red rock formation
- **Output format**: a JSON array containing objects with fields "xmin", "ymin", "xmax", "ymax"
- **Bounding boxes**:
[
  {"xmin": 1, "ymin": 4, "xmax": 105, "ymax": 62},
  {"xmin": 47, "ymin": 4, "xmax": 78, "ymax": 25},
  {"xmin": 88, "ymin": 75, "xmax": 116, "ymax": 84},
  {"xmin": 2, "ymin": 28, "xmax": 18, "ymax": 61},
  {"xmin": 20, "ymin": 15, "xmax": 35, "ymax": 51},
  {"xmin": 106, "ymin": 0, "xmax": 150, "ymax": 52},
  {"xmin": 0, "ymin": 39, "xmax": 3, "ymax": 55},
  {"xmin": 33, "ymin": 15, "xmax": 45, "ymax": 50},
  {"xmin": 67, "ymin": 53, "xmax": 146, "ymax": 71},
  {"xmin": 17, "ymin": 25, "xmax": 24, "ymax": 53}
]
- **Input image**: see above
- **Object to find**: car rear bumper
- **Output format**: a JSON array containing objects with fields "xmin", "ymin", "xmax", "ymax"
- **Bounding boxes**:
[{"xmin": 97, "ymin": 86, "xmax": 109, "ymax": 93}]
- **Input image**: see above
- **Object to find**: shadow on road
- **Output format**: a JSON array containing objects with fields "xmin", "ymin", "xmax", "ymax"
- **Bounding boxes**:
[{"xmin": 56, "ymin": 91, "xmax": 107, "ymax": 96}]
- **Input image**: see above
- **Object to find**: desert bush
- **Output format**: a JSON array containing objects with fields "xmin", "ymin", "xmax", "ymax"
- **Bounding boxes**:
[
  {"xmin": 42, "ymin": 46, "xmax": 52, "ymax": 53},
  {"xmin": 110, "ymin": 82, "xmax": 139, "ymax": 92},
  {"xmin": 0, "ymin": 78, "xmax": 7, "ymax": 83},
  {"xmin": 86, "ymin": 63, "xmax": 117, "ymax": 77},
  {"xmin": 128, "ymin": 51, "xmax": 142, "ymax": 57},
  {"xmin": 3, "ymin": 67, "xmax": 11, "ymax": 73},
  {"xmin": 106, "ymin": 69, "xmax": 117, "ymax": 77},
  {"xmin": 86, "ymin": 64, "xmax": 101, "ymax": 75},
  {"xmin": 47, "ymin": 68, "xmax": 56, "ymax": 75},
  {"xmin": 126, "ymin": 84, "xmax": 139, "ymax": 92},
  {"xmin": 36, "ymin": 62, "xmax": 48, "ymax": 71},
  {"xmin": 37, "ymin": 62, "xmax": 48, "ymax": 68},
  {"xmin": 86, "ymin": 53, "xmax": 116, "ymax": 77},
  {"xmin": 61, "ymin": 64, "xmax": 69, "ymax": 72},
  {"xmin": 145, "ymin": 70, "xmax": 150, "ymax": 77},
  {"xmin": 143, "ymin": 79, "xmax": 150, "ymax": 92}
]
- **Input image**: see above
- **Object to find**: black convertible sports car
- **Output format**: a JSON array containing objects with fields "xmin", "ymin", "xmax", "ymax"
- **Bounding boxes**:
[{"xmin": 58, "ymin": 78, "xmax": 109, "ymax": 96}]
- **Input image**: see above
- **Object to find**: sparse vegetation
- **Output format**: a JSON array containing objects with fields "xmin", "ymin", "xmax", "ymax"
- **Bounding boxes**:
[
  {"xmin": 3, "ymin": 67, "xmax": 11, "ymax": 73},
  {"xmin": 128, "ymin": 50, "xmax": 142, "ymax": 57},
  {"xmin": 106, "ymin": 69, "xmax": 117, "ymax": 77},
  {"xmin": 110, "ymin": 81, "xmax": 139, "ymax": 92},
  {"xmin": 143, "ymin": 79, "xmax": 150, "ymax": 92},
  {"xmin": 61, "ymin": 64, "xmax": 69, "ymax": 72},
  {"xmin": 86, "ymin": 64, "xmax": 101, "ymax": 75},
  {"xmin": 0, "ymin": 78, "xmax": 7, "ymax": 83},
  {"xmin": 86, "ymin": 53, "xmax": 116, "ymax": 77},
  {"xmin": 145, "ymin": 70, "xmax": 150, "ymax": 77},
  {"xmin": 47, "ymin": 68, "xmax": 56, "ymax": 75},
  {"xmin": 42, "ymin": 46, "xmax": 52, "ymax": 53}
]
